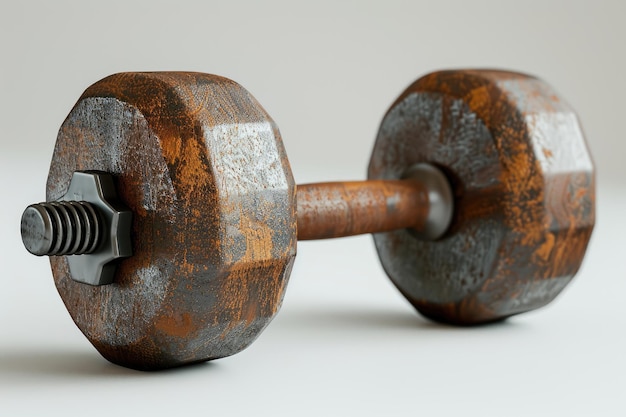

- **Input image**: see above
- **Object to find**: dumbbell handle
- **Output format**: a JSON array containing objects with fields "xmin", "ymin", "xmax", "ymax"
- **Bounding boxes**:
[
  {"xmin": 296, "ymin": 163, "xmax": 454, "ymax": 241},
  {"xmin": 297, "ymin": 180, "xmax": 426, "ymax": 239}
]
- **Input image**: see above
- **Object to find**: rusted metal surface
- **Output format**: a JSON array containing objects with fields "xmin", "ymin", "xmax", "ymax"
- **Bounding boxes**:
[
  {"xmin": 47, "ymin": 72, "xmax": 296, "ymax": 370},
  {"xmin": 297, "ymin": 179, "xmax": 429, "ymax": 240},
  {"xmin": 368, "ymin": 70, "xmax": 595, "ymax": 324}
]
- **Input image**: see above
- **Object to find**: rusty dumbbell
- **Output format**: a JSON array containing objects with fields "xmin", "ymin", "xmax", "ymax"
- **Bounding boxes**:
[{"xmin": 21, "ymin": 70, "xmax": 595, "ymax": 370}]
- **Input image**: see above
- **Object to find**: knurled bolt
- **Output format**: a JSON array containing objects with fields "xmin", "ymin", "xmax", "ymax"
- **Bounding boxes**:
[{"xmin": 21, "ymin": 201, "xmax": 103, "ymax": 256}]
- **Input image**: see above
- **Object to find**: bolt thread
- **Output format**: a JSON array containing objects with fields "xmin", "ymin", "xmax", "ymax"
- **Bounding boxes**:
[{"xmin": 21, "ymin": 201, "xmax": 103, "ymax": 256}]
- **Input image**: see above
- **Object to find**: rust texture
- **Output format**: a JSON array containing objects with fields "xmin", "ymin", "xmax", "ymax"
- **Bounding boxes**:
[
  {"xmin": 368, "ymin": 70, "xmax": 595, "ymax": 324},
  {"xmin": 47, "ymin": 72, "xmax": 297, "ymax": 370},
  {"xmin": 297, "ymin": 180, "xmax": 428, "ymax": 240}
]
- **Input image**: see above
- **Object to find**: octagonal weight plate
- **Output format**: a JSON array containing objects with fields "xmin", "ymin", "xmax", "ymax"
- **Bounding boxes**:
[
  {"xmin": 47, "ymin": 72, "xmax": 297, "ymax": 370},
  {"xmin": 368, "ymin": 70, "xmax": 595, "ymax": 324}
]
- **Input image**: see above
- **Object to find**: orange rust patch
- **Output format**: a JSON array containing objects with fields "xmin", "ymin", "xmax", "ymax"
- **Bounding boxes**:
[
  {"xmin": 534, "ymin": 232, "xmax": 555, "ymax": 262},
  {"xmin": 543, "ymin": 148, "xmax": 553, "ymax": 159},
  {"xmin": 160, "ymin": 135, "xmax": 210, "ymax": 202},
  {"xmin": 156, "ymin": 312, "xmax": 195, "ymax": 338},
  {"xmin": 467, "ymin": 85, "xmax": 491, "ymax": 119},
  {"xmin": 242, "ymin": 213, "xmax": 274, "ymax": 261},
  {"xmin": 160, "ymin": 134, "xmax": 183, "ymax": 164}
]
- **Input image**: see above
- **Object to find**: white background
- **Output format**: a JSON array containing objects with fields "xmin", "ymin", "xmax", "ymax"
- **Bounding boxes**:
[{"xmin": 1, "ymin": 1, "xmax": 625, "ymax": 416}]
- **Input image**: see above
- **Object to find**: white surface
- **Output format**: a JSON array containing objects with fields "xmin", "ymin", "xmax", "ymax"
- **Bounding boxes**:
[
  {"xmin": 2, "ymin": 159, "xmax": 625, "ymax": 416},
  {"xmin": 1, "ymin": 1, "xmax": 625, "ymax": 416}
]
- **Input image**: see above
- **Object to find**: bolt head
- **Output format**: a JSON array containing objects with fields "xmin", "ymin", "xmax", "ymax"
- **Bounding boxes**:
[{"xmin": 21, "ymin": 205, "xmax": 55, "ymax": 256}]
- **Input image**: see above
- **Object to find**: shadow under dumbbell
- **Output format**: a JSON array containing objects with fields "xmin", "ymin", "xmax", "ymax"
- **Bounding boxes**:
[
  {"xmin": 0, "ymin": 349, "xmax": 216, "ymax": 378},
  {"xmin": 0, "ymin": 311, "xmax": 524, "ymax": 379},
  {"xmin": 275, "ymin": 306, "xmax": 523, "ymax": 333}
]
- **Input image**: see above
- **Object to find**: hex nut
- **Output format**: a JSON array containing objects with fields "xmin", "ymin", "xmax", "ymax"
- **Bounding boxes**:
[{"xmin": 60, "ymin": 171, "xmax": 132, "ymax": 286}]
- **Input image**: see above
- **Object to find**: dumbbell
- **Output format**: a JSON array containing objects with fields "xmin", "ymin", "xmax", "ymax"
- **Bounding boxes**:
[{"xmin": 21, "ymin": 70, "xmax": 595, "ymax": 370}]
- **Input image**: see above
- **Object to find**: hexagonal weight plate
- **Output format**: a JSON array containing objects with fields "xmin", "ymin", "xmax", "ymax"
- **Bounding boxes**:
[
  {"xmin": 368, "ymin": 70, "xmax": 595, "ymax": 324},
  {"xmin": 47, "ymin": 73, "xmax": 297, "ymax": 370}
]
